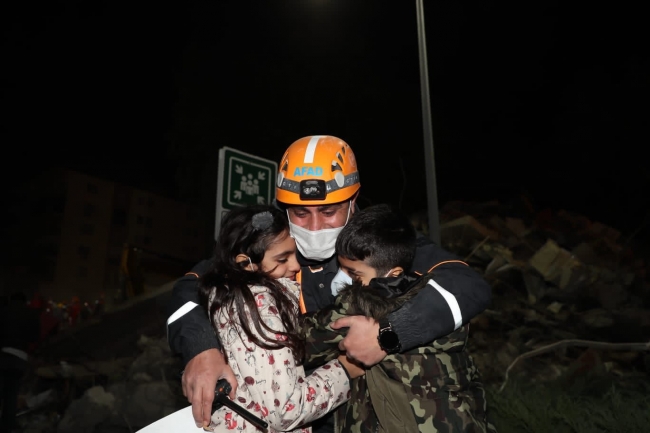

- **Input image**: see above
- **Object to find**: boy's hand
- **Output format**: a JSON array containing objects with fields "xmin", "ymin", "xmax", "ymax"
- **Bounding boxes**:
[
  {"xmin": 330, "ymin": 315, "xmax": 386, "ymax": 366},
  {"xmin": 182, "ymin": 349, "xmax": 237, "ymax": 428}
]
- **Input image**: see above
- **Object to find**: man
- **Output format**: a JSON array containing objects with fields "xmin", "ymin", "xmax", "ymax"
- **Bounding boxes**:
[{"xmin": 166, "ymin": 135, "xmax": 493, "ymax": 431}]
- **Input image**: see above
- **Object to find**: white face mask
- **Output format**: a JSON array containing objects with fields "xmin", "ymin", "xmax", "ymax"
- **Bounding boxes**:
[
  {"xmin": 288, "ymin": 202, "xmax": 352, "ymax": 261},
  {"xmin": 331, "ymin": 268, "xmax": 353, "ymax": 295}
]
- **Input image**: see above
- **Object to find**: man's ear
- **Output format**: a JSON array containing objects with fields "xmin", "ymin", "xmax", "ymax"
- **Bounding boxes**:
[
  {"xmin": 386, "ymin": 267, "xmax": 404, "ymax": 277},
  {"xmin": 349, "ymin": 192, "xmax": 359, "ymax": 214}
]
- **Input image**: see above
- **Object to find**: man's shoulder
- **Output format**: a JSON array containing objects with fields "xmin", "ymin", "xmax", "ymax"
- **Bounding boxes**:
[
  {"xmin": 411, "ymin": 233, "xmax": 459, "ymax": 273},
  {"xmin": 182, "ymin": 258, "xmax": 213, "ymax": 278}
]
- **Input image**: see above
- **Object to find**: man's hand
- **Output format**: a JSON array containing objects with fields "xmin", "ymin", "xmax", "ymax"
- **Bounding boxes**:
[
  {"xmin": 181, "ymin": 349, "xmax": 237, "ymax": 429},
  {"xmin": 330, "ymin": 315, "xmax": 386, "ymax": 366}
]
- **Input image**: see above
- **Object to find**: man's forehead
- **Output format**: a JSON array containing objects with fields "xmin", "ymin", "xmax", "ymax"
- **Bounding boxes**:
[{"xmin": 289, "ymin": 203, "xmax": 344, "ymax": 212}]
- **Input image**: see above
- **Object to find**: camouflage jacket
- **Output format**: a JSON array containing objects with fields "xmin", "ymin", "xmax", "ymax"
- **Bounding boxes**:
[{"xmin": 301, "ymin": 272, "xmax": 496, "ymax": 433}]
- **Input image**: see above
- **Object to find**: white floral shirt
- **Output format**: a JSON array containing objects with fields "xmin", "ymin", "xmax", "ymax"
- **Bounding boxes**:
[{"xmin": 208, "ymin": 278, "xmax": 350, "ymax": 432}]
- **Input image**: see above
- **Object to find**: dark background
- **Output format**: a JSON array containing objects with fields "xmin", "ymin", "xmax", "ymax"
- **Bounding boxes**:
[{"xmin": 2, "ymin": 0, "xmax": 649, "ymax": 237}]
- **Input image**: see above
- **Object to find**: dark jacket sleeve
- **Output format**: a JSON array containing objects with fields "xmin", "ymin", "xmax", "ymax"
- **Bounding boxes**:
[
  {"xmin": 388, "ymin": 235, "xmax": 492, "ymax": 351},
  {"xmin": 166, "ymin": 259, "xmax": 221, "ymax": 365}
]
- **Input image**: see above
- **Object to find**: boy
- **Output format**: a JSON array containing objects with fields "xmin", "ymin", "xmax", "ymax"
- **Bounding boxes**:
[{"xmin": 301, "ymin": 204, "xmax": 495, "ymax": 433}]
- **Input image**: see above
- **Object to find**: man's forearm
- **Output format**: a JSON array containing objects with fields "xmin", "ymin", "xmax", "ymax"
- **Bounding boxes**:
[
  {"xmin": 388, "ymin": 262, "xmax": 491, "ymax": 351},
  {"xmin": 167, "ymin": 260, "xmax": 221, "ymax": 364},
  {"xmin": 168, "ymin": 309, "xmax": 221, "ymax": 365}
]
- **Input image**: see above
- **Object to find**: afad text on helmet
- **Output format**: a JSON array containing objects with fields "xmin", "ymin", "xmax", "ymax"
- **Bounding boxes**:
[{"xmin": 293, "ymin": 166, "xmax": 324, "ymax": 176}]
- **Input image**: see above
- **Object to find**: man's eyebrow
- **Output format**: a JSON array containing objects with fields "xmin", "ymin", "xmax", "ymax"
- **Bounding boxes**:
[
  {"xmin": 318, "ymin": 204, "xmax": 343, "ymax": 211},
  {"xmin": 292, "ymin": 204, "xmax": 342, "ymax": 212}
]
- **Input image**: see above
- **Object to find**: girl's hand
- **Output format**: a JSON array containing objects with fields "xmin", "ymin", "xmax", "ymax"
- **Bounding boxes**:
[{"xmin": 337, "ymin": 353, "xmax": 366, "ymax": 379}]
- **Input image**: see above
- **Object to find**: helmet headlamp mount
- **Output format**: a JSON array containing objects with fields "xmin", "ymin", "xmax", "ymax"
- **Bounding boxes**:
[{"xmin": 300, "ymin": 179, "xmax": 327, "ymax": 201}]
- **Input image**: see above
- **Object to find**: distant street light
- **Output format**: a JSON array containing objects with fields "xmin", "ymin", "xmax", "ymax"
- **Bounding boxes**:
[{"xmin": 416, "ymin": 0, "xmax": 441, "ymax": 245}]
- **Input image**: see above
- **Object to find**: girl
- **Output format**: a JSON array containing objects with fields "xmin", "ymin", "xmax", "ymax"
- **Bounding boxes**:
[{"xmin": 198, "ymin": 204, "xmax": 359, "ymax": 432}]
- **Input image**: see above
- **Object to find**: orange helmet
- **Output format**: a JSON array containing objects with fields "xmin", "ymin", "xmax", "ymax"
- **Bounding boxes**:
[{"xmin": 276, "ymin": 135, "xmax": 360, "ymax": 205}]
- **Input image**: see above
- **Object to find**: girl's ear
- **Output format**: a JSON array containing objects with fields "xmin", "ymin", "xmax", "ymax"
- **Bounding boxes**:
[{"xmin": 236, "ymin": 254, "xmax": 256, "ymax": 271}]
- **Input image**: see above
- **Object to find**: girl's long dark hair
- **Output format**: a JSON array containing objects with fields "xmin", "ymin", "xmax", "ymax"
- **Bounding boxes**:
[{"xmin": 198, "ymin": 204, "xmax": 305, "ymax": 363}]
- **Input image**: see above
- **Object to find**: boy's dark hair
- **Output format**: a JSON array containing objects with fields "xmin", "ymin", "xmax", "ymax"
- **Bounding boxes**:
[{"xmin": 336, "ymin": 203, "xmax": 417, "ymax": 276}]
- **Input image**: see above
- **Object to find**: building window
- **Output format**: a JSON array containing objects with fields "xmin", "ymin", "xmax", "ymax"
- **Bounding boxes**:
[
  {"xmin": 83, "ymin": 203, "xmax": 95, "ymax": 218},
  {"xmin": 145, "ymin": 217, "xmax": 153, "ymax": 228},
  {"xmin": 136, "ymin": 215, "xmax": 144, "ymax": 225},
  {"xmin": 80, "ymin": 223, "xmax": 94, "ymax": 235},
  {"xmin": 112, "ymin": 209, "xmax": 127, "ymax": 226},
  {"xmin": 87, "ymin": 183, "xmax": 98, "ymax": 194},
  {"xmin": 147, "ymin": 197, "xmax": 155, "ymax": 208},
  {"xmin": 79, "ymin": 266, "xmax": 88, "ymax": 278},
  {"xmin": 143, "ymin": 235, "xmax": 152, "ymax": 245},
  {"xmin": 77, "ymin": 245, "xmax": 90, "ymax": 260},
  {"xmin": 137, "ymin": 197, "xmax": 145, "ymax": 206}
]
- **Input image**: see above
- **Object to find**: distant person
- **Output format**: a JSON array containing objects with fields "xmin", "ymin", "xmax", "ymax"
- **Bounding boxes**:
[
  {"xmin": 39, "ymin": 300, "xmax": 61, "ymax": 342},
  {"xmin": 67, "ymin": 296, "xmax": 82, "ymax": 327},
  {"xmin": 167, "ymin": 135, "xmax": 493, "ymax": 431},
  {"xmin": 1, "ymin": 292, "xmax": 41, "ymax": 432},
  {"xmin": 302, "ymin": 204, "xmax": 496, "ymax": 432},
  {"xmin": 197, "ymin": 205, "xmax": 363, "ymax": 431},
  {"xmin": 93, "ymin": 293, "xmax": 106, "ymax": 318}
]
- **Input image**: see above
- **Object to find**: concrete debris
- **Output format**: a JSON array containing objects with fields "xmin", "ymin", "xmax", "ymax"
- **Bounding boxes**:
[
  {"xmin": 435, "ymin": 199, "xmax": 650, "ymax": 388},
  {"xmin": 16, "ymin": 335, "xmax": 187, "ymax": 433}
]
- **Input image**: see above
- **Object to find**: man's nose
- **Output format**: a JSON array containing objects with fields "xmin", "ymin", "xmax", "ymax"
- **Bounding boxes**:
[{"xmin": 306, "ymin": 216, "xmax": 324, "ymax": 231}]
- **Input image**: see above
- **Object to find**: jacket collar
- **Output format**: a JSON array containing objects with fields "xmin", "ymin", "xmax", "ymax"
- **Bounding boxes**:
[{"xmin": 366, "ymin": 272, "xmax": 426, "ymax": 299}]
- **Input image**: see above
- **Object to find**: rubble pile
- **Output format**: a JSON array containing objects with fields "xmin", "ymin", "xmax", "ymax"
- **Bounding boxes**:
[
  {"xmin": 435, "ymin": 199, "xmax": 650, "ymax": 389},
  {"xmin": 16, "ymin": 335, "xmax": 187, "ymax": 433}
]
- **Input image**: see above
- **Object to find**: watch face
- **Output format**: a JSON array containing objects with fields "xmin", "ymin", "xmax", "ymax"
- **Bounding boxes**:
[{"xmin": 379, "ymin": 330, "xmax": 400, "ymax": 350}]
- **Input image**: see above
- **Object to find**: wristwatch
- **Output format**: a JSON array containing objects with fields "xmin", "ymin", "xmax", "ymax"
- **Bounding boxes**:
[{"xmin": 377, "ymin": 318, "xmax": 401, "ymax": 354}]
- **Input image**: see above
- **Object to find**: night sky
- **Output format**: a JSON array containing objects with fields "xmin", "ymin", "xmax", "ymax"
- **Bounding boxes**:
[{"xmin": 3, "ymin": 1, "xmax": 649, "ymax": 236}]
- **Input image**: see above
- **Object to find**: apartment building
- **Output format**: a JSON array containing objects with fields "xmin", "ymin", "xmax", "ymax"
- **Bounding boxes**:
[{"xmin": 2, "ymin": 168, "xmax": 208, "ymax": 308}]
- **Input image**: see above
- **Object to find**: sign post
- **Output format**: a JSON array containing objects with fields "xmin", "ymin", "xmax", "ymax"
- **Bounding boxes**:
[{"xmin": 215, "ymin": 147, "xmax": 278, "ymax": 240}]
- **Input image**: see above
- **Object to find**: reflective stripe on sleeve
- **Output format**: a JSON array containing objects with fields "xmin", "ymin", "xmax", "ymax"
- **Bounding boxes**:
[
  {"xmin": 167, "ymin": 301, "xmax": 198, "ymax": 326},
  {"xmin": 1, "ymin": 347, "xmax": 28, "ymax": 361},
  {"xmin": 427, "ymin": 279, "xmax": 463, "ymax": 330}
]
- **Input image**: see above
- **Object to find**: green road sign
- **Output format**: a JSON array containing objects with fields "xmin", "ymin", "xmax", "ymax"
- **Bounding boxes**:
[{"xmin": 215, "ymin": 147, "xmax": 278, "ymax": 239}]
